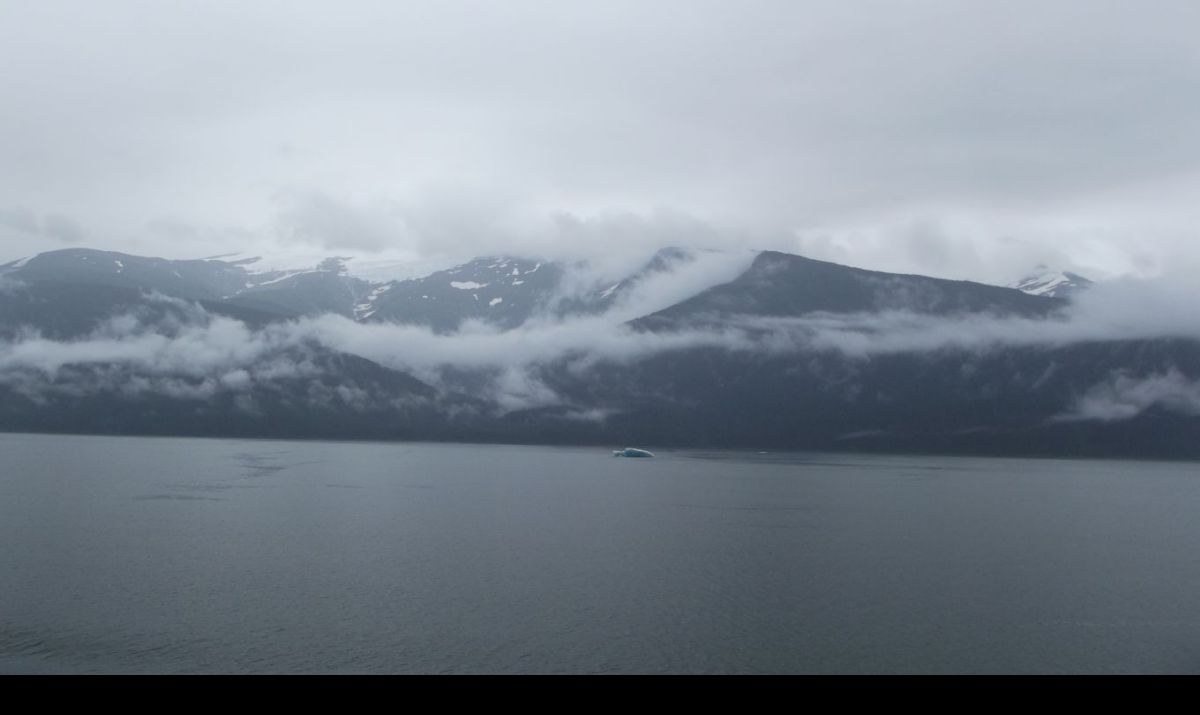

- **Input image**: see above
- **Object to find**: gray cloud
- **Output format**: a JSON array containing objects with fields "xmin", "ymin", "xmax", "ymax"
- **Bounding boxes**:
[
  {"xmin": 41, "ymin": 213, "xmax": 84, "ymax": 244},
  {"xmin": 1, "ymin": 1, "xmax": 1199, "ymax": 283},
  {"xmin": 0, "ymin": 207, "xmax": 39, "ymax": 235},
  {"xmin": 0, "ymin": 315, "xmax": 288, "ymax": 382},
  {"xmin": 0, "ymin": 206, "xmax": 85, "ymax": 245},
  {"xmin": 267, "ymin": 190, "xmax": 765, "ymax": 268},
  {"xmin": 274, "ymin": 191, "xmax": 407, "ymax": 253},
  {"xmin": 1059, "ymin": 370, "xmax": 1200, "ymax": 422}
]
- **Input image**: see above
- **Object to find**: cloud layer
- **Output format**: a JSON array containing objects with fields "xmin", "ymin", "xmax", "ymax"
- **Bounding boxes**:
[
  {"xmin": 1059, "ymin": 369, "xmax": 1200, "ymax": 422},
  {"xmin": 2, "ymin": 1, "xmax": 1200, "ymax": 284}
]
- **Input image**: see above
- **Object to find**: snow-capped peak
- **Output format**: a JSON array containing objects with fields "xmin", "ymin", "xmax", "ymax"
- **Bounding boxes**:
[{"xmin": 1011, "ymin": 265, "xmax": 1094, "ymax": 299}]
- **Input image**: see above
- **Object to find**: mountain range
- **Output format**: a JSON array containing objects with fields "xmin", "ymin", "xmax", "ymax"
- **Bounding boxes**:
[{"xmin": 1, "ymin": 246, "xmax": 1196, "ymax": 459}]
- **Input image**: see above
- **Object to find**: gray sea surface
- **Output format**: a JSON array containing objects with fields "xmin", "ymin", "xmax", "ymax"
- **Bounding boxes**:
[{"xmin": 2, "ymin": 432, "xmax": 1199, "ymax": 674}]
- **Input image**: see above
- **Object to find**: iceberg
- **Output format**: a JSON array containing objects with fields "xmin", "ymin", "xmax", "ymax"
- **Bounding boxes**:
[{"xmin": 612, "ymin": 447, "xmax": 655, "ymax": 458}]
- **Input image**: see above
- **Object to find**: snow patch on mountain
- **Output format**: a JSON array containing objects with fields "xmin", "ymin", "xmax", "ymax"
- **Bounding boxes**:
[
  {"xmin": 353, "ymin": 285, "xmax": 392, "ymax": 320},
  {"xmin": 251, "ymin": 270, "xmax": 314, "ymax": 288},
  {"xmin": 206, "ymin": 250, "xmax": 459, "ymax": 284},
  {"xmin": 1, "ymin": 256, "xmax": 33, "ymax": 271}
]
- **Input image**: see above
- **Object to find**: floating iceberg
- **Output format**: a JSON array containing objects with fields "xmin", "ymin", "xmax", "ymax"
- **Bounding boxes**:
[{"xmin": 612, "ymin": 447, "xmax": 655, "ymax": 458}]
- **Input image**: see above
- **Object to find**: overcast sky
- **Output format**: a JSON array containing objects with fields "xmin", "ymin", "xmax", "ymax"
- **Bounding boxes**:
[{"xmin": 2, "ymin": 0, "xmax": 1199, "ymax": 283}]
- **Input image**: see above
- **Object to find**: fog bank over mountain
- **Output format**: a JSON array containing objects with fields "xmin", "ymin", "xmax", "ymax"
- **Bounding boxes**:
[
  {"xmin": 1, "ymin": 245, "xmax": 1199, "ymax": 458},
  {"xmin": 2, "ymin": 269, "xmax": 1196, "ymax": 390}
]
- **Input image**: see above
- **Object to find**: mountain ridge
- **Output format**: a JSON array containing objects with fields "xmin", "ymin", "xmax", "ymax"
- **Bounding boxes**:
[{"xmin": 3, "ymin": 245, "xmax": 1196, "ymax": 459}]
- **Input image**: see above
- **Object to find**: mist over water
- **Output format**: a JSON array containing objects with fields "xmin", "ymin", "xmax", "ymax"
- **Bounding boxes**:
[{"xmin": 3, "ymin": 432, "xmax": 1200, "ymax": 674}]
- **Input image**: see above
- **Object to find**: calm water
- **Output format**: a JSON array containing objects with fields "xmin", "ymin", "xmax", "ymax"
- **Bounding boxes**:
[{"xmin": 2, "ymin": 433, "xmax": 1199, "ymax": 674}]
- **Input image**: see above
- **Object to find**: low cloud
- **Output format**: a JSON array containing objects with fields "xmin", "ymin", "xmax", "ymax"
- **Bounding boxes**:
[
  {"xmin": 3, "ymin": 262, "xmax": 1200, "ymax": 417},
  {"xmin": 0, "ymin": 275, "xmax": 23, "ymax": 294},
  {"xmin": 675, "ymin": 273, "xmax": 1200, "ymax": 358},
  {"xmin": 0, "ymin": 313, "xmax": 280, "ymax": 378},
  {"xmin": 1058, "ymin": 369, "xmax": 1200, "ymax": 422},
  {"xmin": 0, "ymin": 296, "xmax": 316, "ymax": 405},
  {"xmin": 549, "ymin": 246, "xmax": 757, "ymax": 321}
]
